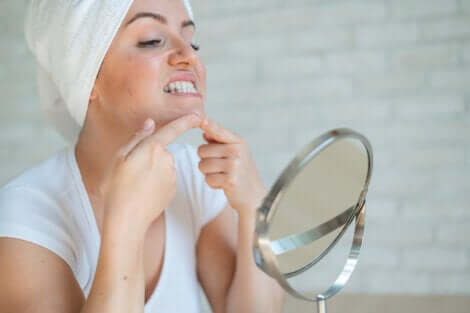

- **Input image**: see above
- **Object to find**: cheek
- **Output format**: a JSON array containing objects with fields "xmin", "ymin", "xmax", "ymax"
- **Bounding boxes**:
[
  {"xmin": 100, "ymin": 56, "xmax": 136, "ymax": 99},
  {"xmin": 199, "ymin": 62, "xmax": 207, "ymax": 88},
  {"xmin": 191, "ymin": 61, "xmax": 206, "ymax": 96},
  {"xmin": 114, "ymin": 55, "xmax": 164, "ymax": 100}
]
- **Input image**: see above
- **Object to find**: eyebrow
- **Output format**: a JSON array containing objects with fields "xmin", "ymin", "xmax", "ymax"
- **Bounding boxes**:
[{"xmin": 125, "ymin": 12, "xmax": 196, "ymax": 30}]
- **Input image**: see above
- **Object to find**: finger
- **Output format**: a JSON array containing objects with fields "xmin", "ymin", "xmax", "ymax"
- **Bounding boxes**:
[
  {"xmin": 119, "ymin": 118, "xmax": 156, "ymax": 158},
  {"xmin": 198, "ymin": 143, "xmax": 238, "ymax": 158},
  {"xmin": 200, "ymin": 117, "xmax": 240, "ymax": 144},
  {"xmin": 152, "ymin": 114, "xmax": 202, "ymax": 147},
  {"xmin": 202, "ymin": 132, "xmax": 218, "ymax": 144},
  {"xmin": 204, "ymin": 173, "xmax": 227, "ymax": 189},
  {"xmin": 198, "ymin": 158, "xmax": 228, "ymax": 174}
]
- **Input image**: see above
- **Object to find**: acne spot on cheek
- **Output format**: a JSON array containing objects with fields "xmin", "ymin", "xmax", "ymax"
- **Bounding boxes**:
[
  {"xmin": 126, "ymin": 84, "xmax": 133, "ymax": 97},
  {"xmin": 119, "ymin": 74, "xmax": 134, "ymax": 97},
  {"xmin": 123, "ymin": 55, "xmax": 141, "ymax": 97}
]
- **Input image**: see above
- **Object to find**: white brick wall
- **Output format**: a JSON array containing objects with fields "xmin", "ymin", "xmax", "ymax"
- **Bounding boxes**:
[
  {"xmin": 437, "ymin": 223, "xmax": 470, "ymax": 246},
  {"xmin": 363, "ymin": 270, "xmax": 433, "ymax": 293},
  {"xmin": 389, "ymin": 0, "xmax": 458, "ymax": 19},
  {"xmin": 356, "ymin": 22, "xmax": 419, "ymax": 48},
  {"xmin": 420, "ymin": 17, "xmax": 470, "ymax": 41},
  {"xmin": 403, "ymin": 248, "xmax": 468, "ymax": 271},
  {"xmin": 388, "ymin": 43, "xmax": 461, "ymax": 71},
  {"xmin": 1, "ymin": 0, "xmax": 469, "ymax": 298},
  {"xmin": 464, "ymin": 43, "xmax": 470, "ymax": 64}
]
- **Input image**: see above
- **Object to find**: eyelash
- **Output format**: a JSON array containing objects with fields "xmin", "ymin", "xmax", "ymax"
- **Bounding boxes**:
[
  {"xmin": 138, "ymin": 39, "xmax": 200, "ymax": 51},
  {"xmin": 191, "ymin": 42, "xmax": 200, "ymax": 51}
]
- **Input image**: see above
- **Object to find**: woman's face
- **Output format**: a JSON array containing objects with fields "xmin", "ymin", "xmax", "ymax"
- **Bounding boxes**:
[{"xmin": 90, "ymin": 0, "xmax": 205, "ymax": 133}]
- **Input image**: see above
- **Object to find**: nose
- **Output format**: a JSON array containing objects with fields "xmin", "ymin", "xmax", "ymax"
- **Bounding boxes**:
[{"xmin": 168, "ymin": 36, "xmax": 198, "ymax": 67}]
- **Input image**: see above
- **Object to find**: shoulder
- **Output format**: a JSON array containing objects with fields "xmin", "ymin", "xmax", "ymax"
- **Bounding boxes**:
[
  {"xmin": 0, "ymin": 183, "xmax": 74, "ymax": 231},
  {"xmin": 0, "ymin": 147, "xmax": 79, "ymax": 275},
  {"xmin": 0, "ymin": 146, "xmax": 75, "ymax": 224},
  {"xmin": 2, "ymin": 146, "xmax": 71, "ymax": 194}
]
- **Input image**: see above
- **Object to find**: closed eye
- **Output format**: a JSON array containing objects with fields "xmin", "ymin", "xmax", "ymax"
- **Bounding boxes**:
[
  {"xmin": 138, "ymin": 39, "xmax": 200, "ymax": 51},
  {"xmin": 190, "ymin": 42, "xmax": 200, "ymax": 51},
  {"xmin": 138, "ymin": 39, "xmax": 163, "ymax": 47}
]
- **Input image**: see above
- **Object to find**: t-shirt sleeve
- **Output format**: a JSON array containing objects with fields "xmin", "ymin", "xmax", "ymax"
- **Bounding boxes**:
[
  {"xmin": 0, "ymin": 185, "xmax": 78, "ymax": 273},
  {"xmin": 182, "ymin": 144, "xmax": 229, "ymax": 231}
]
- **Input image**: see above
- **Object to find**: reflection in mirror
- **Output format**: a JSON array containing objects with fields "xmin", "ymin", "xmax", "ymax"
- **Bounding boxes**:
[
  {"xmin": 287, "ymin": 222, "xmax": 356, "ymax": 298},
  {"xmin": 267, "ymin": 137, "xmax": 369, "ymax": 297}
]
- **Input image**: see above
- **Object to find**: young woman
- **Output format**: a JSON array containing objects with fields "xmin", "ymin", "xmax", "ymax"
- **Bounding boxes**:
[{"xmin": 0, "ymin": 0, "xmax": 284, "ymax": 312}]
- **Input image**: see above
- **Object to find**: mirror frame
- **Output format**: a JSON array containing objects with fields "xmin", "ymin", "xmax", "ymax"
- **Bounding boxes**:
[{"xmin": 253, "ymin": 128, "xmax": 373, "ymax": 302}]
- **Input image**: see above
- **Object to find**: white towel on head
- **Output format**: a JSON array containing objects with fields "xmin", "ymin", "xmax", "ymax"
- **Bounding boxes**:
[{"xmin": 24, "ymin": 0, "xmax": 195, "ymax": 144}]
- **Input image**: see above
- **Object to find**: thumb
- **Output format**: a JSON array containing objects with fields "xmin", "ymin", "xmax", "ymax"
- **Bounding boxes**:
[{"xmin": 118, "ymin": 118, "xmax": 156, "ymax": 159}]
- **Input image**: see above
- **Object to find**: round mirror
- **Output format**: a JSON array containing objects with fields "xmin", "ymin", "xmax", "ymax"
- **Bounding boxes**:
[{"xmin": 254, "ymin": 128, "xmax": 373, "ymax": 312}]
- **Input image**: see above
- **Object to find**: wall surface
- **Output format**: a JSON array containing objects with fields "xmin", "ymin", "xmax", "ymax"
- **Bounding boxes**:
[{"xmin": 1, "ymin": 0, "xmax": 469, "ymax": 310}]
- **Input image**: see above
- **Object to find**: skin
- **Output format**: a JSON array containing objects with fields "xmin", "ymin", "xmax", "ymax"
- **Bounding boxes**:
[
  {"xmin": 0, "ymin": 1, "xmax": 283, "ymax": 313},
  {"xmin": 76, "ymin": 0, "xmax": 207, "ymax": 208}
]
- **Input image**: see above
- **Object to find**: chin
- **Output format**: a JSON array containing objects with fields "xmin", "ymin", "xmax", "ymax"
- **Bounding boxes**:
[{"xmin": 172, "ymin": 102, "xmax": 205, "ymax": 119}]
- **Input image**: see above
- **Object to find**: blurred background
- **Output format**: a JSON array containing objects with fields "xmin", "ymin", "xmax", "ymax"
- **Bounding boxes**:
[{"xmin": 1, "ymin": 0, "xmax": 469, "ymax": 312}]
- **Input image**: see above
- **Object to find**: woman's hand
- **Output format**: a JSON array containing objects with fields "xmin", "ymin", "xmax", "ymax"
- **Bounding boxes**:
[
  {"xmin": 101, "ymin": 114, "xmax": 202, "ymax": 234},
  {"xmin": 197, "ymin": 117, "xmax": 267, "ymax": 218}
]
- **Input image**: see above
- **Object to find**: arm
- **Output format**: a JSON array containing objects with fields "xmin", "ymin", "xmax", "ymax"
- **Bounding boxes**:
[
  {"xmin": 0, "ymin": 115, "xmax": 202, "ymax": 313},
  {"xmin": 225, "ymin": 205, "xmax": 285, "ymax": 313},
  {"xmin": 0, "ymin": 217, "xmax": 147, "ymax": 313},
  {"xmin": 196, "ymin": 204, "xmax": 285, "ymax": 313},
  {"xmin": 80, "ymin": 216, "xmax": 147, "ymax": 313},
  {"xmin": 196, "ymin": 116, "xmax": 285, "ymax": 313},
  {"xmin": 0, "ymin": 237, "xmax": 85, "ymax": 313}
]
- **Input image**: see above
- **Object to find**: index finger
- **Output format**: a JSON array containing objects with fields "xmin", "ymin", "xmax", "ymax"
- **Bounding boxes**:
[{"xmin": 151, "ymin": 114, "xmax": 202, "ymax": 146}]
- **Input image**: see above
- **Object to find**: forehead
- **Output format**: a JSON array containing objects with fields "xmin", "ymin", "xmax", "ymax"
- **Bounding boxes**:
[{"xmin": 124, "ymin": 0, "xmax": 190, "ymax": 26}]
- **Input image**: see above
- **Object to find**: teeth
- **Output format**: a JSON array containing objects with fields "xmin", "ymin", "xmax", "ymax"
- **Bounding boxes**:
[{"xmin": 164, "ymin": 81, "xmax": 197, "ymax": 94}]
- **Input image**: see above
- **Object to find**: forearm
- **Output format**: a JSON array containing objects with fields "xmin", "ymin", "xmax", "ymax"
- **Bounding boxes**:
[
  {"xmin": 80, "ymin": 216, "xmax": 146, "ymax": 313},
  {"xmin": 225, "ymin": 211, "xmax": 285, "ymax": 313}
]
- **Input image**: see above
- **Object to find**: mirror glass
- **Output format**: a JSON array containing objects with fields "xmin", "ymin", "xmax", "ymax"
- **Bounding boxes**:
[{"xmin": 267, "ymin": 137, "xmax": 369, "ymax": 297}]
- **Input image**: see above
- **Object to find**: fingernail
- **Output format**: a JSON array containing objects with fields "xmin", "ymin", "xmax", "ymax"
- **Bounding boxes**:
[{"xmin": 143, "ymin": 118, "xmax": 154, "ymax": 131}]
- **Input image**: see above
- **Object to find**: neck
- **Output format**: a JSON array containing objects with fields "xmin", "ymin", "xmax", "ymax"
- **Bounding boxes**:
[{"xmin": 73, "ymin": 118, "xmax": 129, "ymax": 223}]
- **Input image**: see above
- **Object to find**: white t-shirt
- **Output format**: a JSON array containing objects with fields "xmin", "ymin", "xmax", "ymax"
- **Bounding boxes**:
[{"xmin": 0, "ymin": 142, "xmax": 230, "ymax": 313}]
